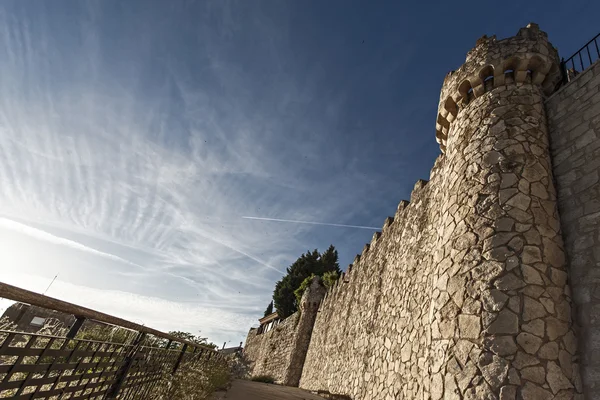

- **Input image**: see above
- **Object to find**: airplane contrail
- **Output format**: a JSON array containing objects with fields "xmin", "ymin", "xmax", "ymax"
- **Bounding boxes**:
[{"xmin": 241, "ymin": 216, "xmax": 379, "ymax": 230}]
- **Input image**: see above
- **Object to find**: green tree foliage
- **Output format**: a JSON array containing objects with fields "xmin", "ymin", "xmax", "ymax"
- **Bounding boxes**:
[
  {"xmin": 165, "ymin": 354, "xmax": 231, "ymax": 399},
  {"xmin": 273, "ymin": 245, "xmax": 340, "ymax": 318},
  {"xmin": 322, "ymin": 270, "xmax": 340, "ymax": 289},
  {"xmin": 168, "ymin": 331, "xmax": 198, "ymax": 342},
  {"xmin": 293, "ymin": 274, "xmax": 316, "ymax": 306},
  {"xmin": 263, "ymin": 301, "xmax": 274, "ymax": 317},
  {"xmin": 293, "ymin": 271, "xmax": 340, "ymax": 306},
  {"xmin": 320, "ymin": 245, "xmax": 340, "ymax": 272},
  {"xmin": 159, "ymin": 331, "xmax": 218, "ymax": 350}
]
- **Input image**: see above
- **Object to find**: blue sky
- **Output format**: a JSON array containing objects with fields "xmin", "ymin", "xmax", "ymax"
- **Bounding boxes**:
[{"xmin": 0, "ymin": 0, "xmax": 598, "ymax": 346}]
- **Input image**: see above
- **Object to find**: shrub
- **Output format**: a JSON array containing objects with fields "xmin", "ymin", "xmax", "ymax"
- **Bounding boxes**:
[
  {"xmin": 293, "ymin": 274, "xmax": 316, "ymax": 306},
  {"xmin": 322, "ymin": 270, "xmax": 340, "ymax": 289},
  {"xmin": 163, "ymin": 354, "xmax": 232, "ymax": 399},
  {"xmin": 75, "ymin": 324, "xmax": 134, "ymax": 344}
]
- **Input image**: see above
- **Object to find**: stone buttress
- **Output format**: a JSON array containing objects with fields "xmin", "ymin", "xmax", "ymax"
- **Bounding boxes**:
[
  {"xmin": 284, "ymin": 277, "xmax": 327, "ymax": 386},
  {"xmin": 432, "ymin": 23, "xmax": 581, "ymax": 399}
]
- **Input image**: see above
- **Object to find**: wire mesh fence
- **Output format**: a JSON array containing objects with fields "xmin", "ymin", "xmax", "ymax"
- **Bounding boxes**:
[
  {"xmin": 0, "ymin": 282, "xmax": 228, "ymax": 399},
  {"xmin": 0, "ymin": 331, "xmax": 129, "ymax": 399}
]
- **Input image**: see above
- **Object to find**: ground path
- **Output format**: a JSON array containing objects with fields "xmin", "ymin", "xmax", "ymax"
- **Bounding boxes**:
[{"xmin": 213, "ymin": 379, "xmax": 326, "ymax": 400}]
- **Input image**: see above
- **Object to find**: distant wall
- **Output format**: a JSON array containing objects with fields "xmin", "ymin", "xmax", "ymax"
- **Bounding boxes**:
[
  {"xmin": 243, "ymin": 312, "xmax": 299, "ymax": 383},
  {"xmin": 547, "ymin": 60, "xmax": 600, "ymax": 397},
  {"xmin": 243, "ymin": 279, "xmax": 326, "ymax": 386}
]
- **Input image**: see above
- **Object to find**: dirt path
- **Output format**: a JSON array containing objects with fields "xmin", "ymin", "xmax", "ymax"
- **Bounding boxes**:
[{"xmin": 213, "ymin": 379, "xmax": 325, "ymax": 400}]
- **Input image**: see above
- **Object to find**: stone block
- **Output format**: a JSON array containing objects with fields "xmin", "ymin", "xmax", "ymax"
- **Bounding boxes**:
[
  {"xmin": 459, "ymin": 315, "xmax": 481, "ymax": 339},
  {"xmin": 521, "ymin": 382, "xmax": 552, "ymax": 399},
  {"xmin": 486, "ymin": 336, "xmax": 518, "ymax": 356},
  {"xmin": 547, "ymin": 361, "xmax": 574, "ymax": 394},
  {"xmin": 517, "ymin": 332, "xmax": 543, "ymax": 354},
  {"xmin": 523, "ymin": 296, "xmax": 548, "ymax": 321},
  {"xmin": 539, "ymin": 341, "xmax": 559, "ymax": 359},
  {"xmin": 521, "ymin": 366, "xmax": 546, "ymax": 384},
  {"xmin": 487, "ymin": 309, "xmax": 519, "ymax": 334}
]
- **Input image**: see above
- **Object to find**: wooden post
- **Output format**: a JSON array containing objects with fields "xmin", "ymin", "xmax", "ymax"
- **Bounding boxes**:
[
  {"xmin": 172, "ymin": 344, "xmax": 188, "ymax": 375},
  {"xmin": 66, "ymin": 316, "xmax": 86, "ymax": 339},
  {"xmin": 106, "ymin": 331, "xmax": 146, "ymax": 399}
]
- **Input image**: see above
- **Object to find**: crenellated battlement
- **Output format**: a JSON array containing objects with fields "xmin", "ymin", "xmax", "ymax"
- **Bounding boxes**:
[
  {"xmin": 436, "ymin": 23, "xmax": 561, "ymax": 152},
  {"xmin": 410, "ymin": 179, "xmax": 429, "ymax": 201},
  {"xmin": 317, "ymin": 175, "xmax": 435, "ymax": 309}
]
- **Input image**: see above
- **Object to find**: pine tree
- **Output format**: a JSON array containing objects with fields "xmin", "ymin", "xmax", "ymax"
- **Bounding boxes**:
[
  {"xmin": 320, "ymin": 245, "xmax": 341, "ymax": 274},
  {"xmin": 273, "ymin": 245, "xmax": 340, "ymax": 318},
  {"xmin": 263, "ymin": 301, "xmax": 274, "ymax": 317}
]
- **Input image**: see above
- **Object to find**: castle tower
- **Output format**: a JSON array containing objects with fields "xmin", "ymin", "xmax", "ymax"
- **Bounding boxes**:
[
  {"xmin": 430, "ymin": 24, "xmax": 581, "ymax": 398},
  {"xmin": 284, "ymin": 276, "xmax": 327, "ymax": 387}
]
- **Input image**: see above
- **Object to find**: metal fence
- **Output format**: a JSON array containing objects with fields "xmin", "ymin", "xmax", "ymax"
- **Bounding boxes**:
[
  {"xmin": 0, "ymin": 282, "xmax": 224, "ymax": 399},
  {"xmin": 561, "ymin": 32, "xmax": 600, "ymax": 83}
]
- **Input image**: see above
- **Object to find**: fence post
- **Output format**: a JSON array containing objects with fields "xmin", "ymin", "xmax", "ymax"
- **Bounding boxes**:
[
  {"xmin": 66, "ymin": 316, "xmax": 86, "ymax": 339},
  {"xmin": 172, "ymin": 344, "xmax": 188, "ymax": 375},
  {"xmin": 106, "ymin": 331, "xmax": 146, "ymax": 399}
]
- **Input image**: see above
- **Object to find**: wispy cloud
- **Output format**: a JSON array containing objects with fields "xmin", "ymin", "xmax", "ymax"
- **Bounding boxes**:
[
  {"xmin": 0, "ymin": 1, "xmax": 411, "ymax": 344},
  {"xmin": 0, "ymin": 218, "xmax": 147, "ymax": 270}
]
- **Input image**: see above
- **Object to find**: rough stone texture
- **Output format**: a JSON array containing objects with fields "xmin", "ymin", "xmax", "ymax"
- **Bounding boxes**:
[
  {"xmin": 244, "ymin": 24, "xmax": 597, "ymax": 400},
  {"xmin": 243, "ymin": 277, "xmax": 326, "ymax": 386},
  {"xmin": 284, "ymin": 277, "xmax": 328, "ymax": 386},
  {"xmin": 547, "ymin": 58, "xmax": 600, "ymax": 398},
  {"xmin": 243, "ymin": 312, "xmax": 300, "ymax": 384},
  {"xmin": 435, "ymin": 23, "xmax": 562, "ymax": 152},
  {"xmin": 298, "ymin": 24, "xmax": 581, "ymax": 400},
  {"xmin": 300, "ymin": 170, "xmax": 444, "ymax": 400}
]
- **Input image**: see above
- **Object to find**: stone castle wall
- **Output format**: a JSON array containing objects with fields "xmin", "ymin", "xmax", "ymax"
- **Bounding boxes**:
[
  {"xmin": 299, "ymin": 168, "xmax": 446, "ymax": 399},
  {"xmin": 284, "ymin": 278, "xmax": 327, "ymax": 386},
  {"xmin": 243, "ymin": 312, "xmax": 300, "ymax": 383},
  {"xmin": 546, "ymin": 59, "xmax": 600, "ymax": 397},
  {"xmin": 300, "ymin": 24, "xmax": 582, "ymax": 400},
  {"xmin": 243, "ymin": 277, "xmax": 327, "ymax": 385},
  {"xmin": 243, "ymin": 24, "xmax": 600, "ymax": 400}
]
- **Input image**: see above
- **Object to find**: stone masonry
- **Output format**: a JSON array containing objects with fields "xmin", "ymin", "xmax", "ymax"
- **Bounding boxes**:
[
  {"xmin": 243, "ymin": 277, "xmax": 326, "ymax": 386},
  {"xmin": 546, "ymin": 59, "xmax": 600, "ymax": 397},
  {"xmin": 244, "ymin": 24, "xmax": 600, "ymax": 400},
  {"xmin": 244, "ymin": 311, "xmax": 299, "ymax": 384}
]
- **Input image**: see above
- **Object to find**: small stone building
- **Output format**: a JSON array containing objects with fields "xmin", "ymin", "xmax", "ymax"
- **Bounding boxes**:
[{"xmin": 256, "ymin": 311, "xmax": 282, "ymax": 335}]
